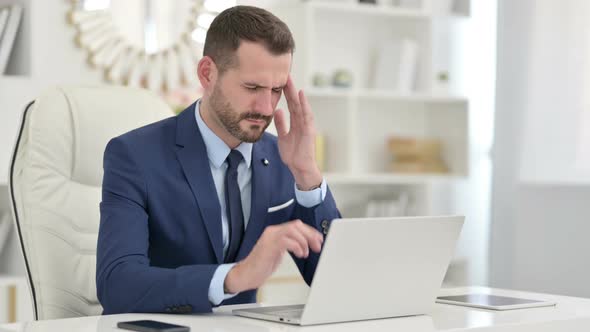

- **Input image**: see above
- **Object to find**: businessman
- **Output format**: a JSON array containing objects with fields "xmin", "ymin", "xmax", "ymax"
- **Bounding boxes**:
[{"xmin": 96, "ymin": 5, "xmax": 341, "ymax": 314}]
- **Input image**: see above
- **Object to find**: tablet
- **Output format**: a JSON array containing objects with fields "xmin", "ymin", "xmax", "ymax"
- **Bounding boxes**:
[{"xmin": 436, "ymin": 293, "xmax": 557, "ymax": 310}]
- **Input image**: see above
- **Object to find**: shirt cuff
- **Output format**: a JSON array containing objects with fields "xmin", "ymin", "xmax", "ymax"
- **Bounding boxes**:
[
  {"xmin": 208, "ymin": 263, "xmax": 239, "ymax": 306},
  {"xmin": 294, "ymin": 178, "xmax": 327, "ymax": 208}
]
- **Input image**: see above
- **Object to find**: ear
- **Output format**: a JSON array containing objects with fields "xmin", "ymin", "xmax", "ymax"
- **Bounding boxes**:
[{"xmin": 197, "ymin": 56, "xmax": 218, "ymax": 93}]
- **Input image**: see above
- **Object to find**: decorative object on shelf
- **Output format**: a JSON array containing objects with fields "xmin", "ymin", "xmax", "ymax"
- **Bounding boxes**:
[
  {"xmin": 0, "ymin": 4, "xmax": 23, "ymax": 74},
  {"xmin": 437, "ymin": 71, "xmax": 449, "ymax": 83},
  {"xmin": 312, "ymin": 72, "xmax": 329, "ymax": 87},
  {"xmin": 371, "ymin": 39, "xmax": 418, "ymax": 93},
  {"xmin": 68, "ymin": 0, "xmax": 236, "ymax": 92},
  {"xmin": 331, "ymin": 68, "xmax": 353, "ymax": 88},
  {"xmin": 433, "ymin": 70, "xmax": 450, "ymax": 93},
  {"xmin": 388, "ymin": 136, "xmax": 449, "ymax": 173}
]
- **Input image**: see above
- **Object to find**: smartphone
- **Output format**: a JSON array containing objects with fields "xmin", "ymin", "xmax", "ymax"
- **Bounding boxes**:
[{"xmin": 117, "ymin": 320, "xmax": 190, "ymax": 332}]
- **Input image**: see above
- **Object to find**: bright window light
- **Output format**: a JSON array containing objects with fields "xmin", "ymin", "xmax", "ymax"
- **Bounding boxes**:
[
  {"xmin": 197, "ymin": 13, "xmax": 216, "ymax": 29},
  {"xmin": 191, "ymin": 28, "xmax": 207, "ymax": 44},
  {"xmin": 197, "ymin": 13, "xmax": 215, "ymax": 29},
  {"xmin": 204, "ymin": 0, "xmax": 236, "ymax": 13},
  {"xmin": 82, "ymin": 0, "xmax": 111, "ymax": 11}
]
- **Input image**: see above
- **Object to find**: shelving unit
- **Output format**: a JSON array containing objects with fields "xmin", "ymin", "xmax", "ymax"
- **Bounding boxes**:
[
  {"xmin": 307, "ymin": 1, "xmax": 431, "ymax": 18},
  {"xmin": 261, "ymin": 0, "xmax": 472, "ymax": 303},
  {"xmin": 307, "ymin": 87, "xmax": 467, "ymax": 103},
  {"xmin": 326, "ymin": 172, "xmax": 463, "ymax": 185},
  {"xmin": 271, "ymin": 0, "xmax": 471, "ymax": 198}
]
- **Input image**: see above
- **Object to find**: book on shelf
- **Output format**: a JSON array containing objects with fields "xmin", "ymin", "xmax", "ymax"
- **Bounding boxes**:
[
  {"xmin": 388, "ymin": 136, "xmax": 449, "ymax": 174},
  {"xmin": 0, "ymin": 4, "xmax": 23, "ymax": 75},
  {"xmin": 315, "ymin": 133, "xmax": 326, "ymax": 172}
]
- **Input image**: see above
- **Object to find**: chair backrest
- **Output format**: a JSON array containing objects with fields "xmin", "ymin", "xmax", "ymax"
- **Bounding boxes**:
[{"xmin": 8, "ymin": 86, "xmax": 174, "ymax": 320}]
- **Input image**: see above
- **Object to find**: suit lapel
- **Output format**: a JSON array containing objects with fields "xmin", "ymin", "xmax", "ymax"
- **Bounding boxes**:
[
  {"xmin": 237, "ymin": 140, "xmax": 272, "ymax": 260},
  {"xmin": 175, "ymin": 104, "xmax": 223, "ymax": 264}
]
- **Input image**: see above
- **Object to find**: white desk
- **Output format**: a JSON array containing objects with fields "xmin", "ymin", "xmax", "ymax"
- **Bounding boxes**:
[{"xmin": 1, "ymin": 287, "xmax": 590, "ymax": 331}]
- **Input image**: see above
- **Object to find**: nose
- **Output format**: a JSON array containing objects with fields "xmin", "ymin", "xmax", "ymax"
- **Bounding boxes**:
[{"xmin": 253, "ymin": 90, "xmax": 274, "ymax": 116}]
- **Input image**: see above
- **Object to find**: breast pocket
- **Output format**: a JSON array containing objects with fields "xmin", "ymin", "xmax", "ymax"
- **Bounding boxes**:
[{"xmin": 266, "ymin": 198, "xmax": 295, "ymax": 224}]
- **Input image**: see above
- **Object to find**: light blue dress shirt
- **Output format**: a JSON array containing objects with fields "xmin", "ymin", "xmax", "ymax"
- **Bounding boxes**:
[{"xmin": 194, "ymin": 100, "xmax": 327, "ymax": 305}]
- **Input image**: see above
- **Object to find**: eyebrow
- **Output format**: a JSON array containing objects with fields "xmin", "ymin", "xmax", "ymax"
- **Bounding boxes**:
[{"xmin": 243, "ymin": 82, "xmax": 286, "ymax": 90}]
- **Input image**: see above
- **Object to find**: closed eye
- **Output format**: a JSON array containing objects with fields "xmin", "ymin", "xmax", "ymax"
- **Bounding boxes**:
[{"xmin": 243, "ymin": 84, "xmax": 283, "ymax": 94}]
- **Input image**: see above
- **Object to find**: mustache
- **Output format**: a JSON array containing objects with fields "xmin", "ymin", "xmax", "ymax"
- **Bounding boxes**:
[{"xmin": 240, "ymin": 112, "xmax": 272, "ymax": 123}]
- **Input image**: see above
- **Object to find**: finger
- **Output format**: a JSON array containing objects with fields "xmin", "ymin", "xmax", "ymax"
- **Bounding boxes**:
[
  {"xmin": 273, "ymin": 108, "xmax": 288, "ymax": 137},
  {"xmin": 284, "ymin": 76, "xmax": 302, "ymax": 117},
  {"xmin": 282, "ymin": 237, "xmax": 307, "ymax": 258},
  {"xmin": 283, "ymin": 76, "xmax": 303, "ymax": 132},
  {"xmin": 298, "ymin": 89, "xmax": 315, "ymax": 129},
  {"xmin": 284, "ymin": 227, "xmax": 310, "ymax": 258},
  {"xmin": 292, "ymin": 220, "xmax": 324, "ymax": 253}
]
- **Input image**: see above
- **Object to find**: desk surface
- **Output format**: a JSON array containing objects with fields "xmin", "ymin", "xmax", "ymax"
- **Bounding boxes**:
[{"xmin": 2, "ymin": 287, "xmax": 590, "ymax": 332}]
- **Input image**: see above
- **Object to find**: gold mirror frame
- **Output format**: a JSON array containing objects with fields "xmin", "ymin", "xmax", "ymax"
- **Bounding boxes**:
[{"xmin": 68, "ymin": 0, "xmax": 234, "ymax": 92}]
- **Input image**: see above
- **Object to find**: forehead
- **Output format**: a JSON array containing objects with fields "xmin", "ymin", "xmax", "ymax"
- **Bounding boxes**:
[{"xmin": 228, "ymin": 41, "xmax": 292, "ymax": 85}]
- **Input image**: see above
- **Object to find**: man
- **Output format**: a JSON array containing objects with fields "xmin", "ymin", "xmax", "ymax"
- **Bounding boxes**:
[{"xmin": 96, "ymin": 5, "xmax": 341, "ymax": 314}]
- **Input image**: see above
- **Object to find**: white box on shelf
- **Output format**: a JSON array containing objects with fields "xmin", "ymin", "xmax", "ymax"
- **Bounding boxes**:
[
  {"xmin": 372, "ymin": 39, "xmax": 418, "ymax": 93},
  {"xmin": 427, "ymin": 0, "xmax": 455, "ymax": 15},
  {"xmin": 393, "ymin": 0, "xmax": 422, "ymax": 9},
  {"xmin": 398, "ymin": 39, "xmax": 419, "ymax": 92}
]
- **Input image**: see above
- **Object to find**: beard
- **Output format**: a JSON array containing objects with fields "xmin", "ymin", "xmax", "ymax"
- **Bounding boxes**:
[{"xmin": 209, "ymin": 84, "xmax": 273, "ymax": 143}]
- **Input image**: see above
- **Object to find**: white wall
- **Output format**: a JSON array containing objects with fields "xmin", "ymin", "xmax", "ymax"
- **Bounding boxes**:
[
  {"xmin": 518, "ymin": 1, "xmax": 590, "ymax": 184},
  {"xmin": 491, "ymin": 0, "xmax": 590, "ymax": 297}
]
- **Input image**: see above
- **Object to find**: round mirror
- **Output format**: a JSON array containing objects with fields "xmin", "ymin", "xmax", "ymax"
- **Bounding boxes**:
[
  {"xmin": 108, "ymin": 0, "xmax": 195, "ymax": 54},
  {"xmin": 68, "ymin": 0, "xmax": 236, "ymax": 92}
]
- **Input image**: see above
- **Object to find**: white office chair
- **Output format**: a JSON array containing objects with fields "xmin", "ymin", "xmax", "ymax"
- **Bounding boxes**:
[{"xmin": 8, "ymin": 86, "xmax": 174, "ymax": 320}]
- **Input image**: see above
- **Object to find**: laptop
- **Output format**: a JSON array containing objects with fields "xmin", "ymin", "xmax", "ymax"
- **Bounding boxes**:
[{"xmin": 233, "ymin": 215, "xmax": 464, "ymax": 325}]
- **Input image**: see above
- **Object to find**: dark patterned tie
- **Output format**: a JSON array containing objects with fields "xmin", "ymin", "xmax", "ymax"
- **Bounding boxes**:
[{"xmin": 224, "ymin": 150, "xmax": 244, "ymax": 263}]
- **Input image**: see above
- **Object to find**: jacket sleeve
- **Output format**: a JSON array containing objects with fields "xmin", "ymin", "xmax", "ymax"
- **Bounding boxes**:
[
  {"xmin": 290, "ymin": 186, "xmax": 341, "ymax": 286},
  {"xmin": 96, "ymin": 137, "xmax": 218, "ymax": 314}
]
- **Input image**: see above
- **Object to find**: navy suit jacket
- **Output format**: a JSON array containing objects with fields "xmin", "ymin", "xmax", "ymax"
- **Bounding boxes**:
[{"xmin": 96, "ymin": 103, "xmax": 341, "ymax": 314}]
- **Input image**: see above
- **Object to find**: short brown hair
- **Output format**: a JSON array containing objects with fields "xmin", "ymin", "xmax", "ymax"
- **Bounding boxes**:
[{"xmin": 203, "ymin": 5, "xmax": 295, "ymax": 73}]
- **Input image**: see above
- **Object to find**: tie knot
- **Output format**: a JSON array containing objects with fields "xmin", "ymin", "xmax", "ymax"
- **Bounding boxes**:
[{"xmin": 226, "ymin": 150, "xmax": 243, "ymax": 170}]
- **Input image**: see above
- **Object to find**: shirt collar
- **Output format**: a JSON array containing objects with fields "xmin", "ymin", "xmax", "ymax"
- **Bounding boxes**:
[{"xmin": 195, "ymin": 99, "xmax": 253, "ymax": 169}]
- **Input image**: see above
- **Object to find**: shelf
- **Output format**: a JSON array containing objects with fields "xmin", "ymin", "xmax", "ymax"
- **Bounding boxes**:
[
  {"xmin": 358, "ymin": 89, "xmax": 468, "ymax": 103},
  {"xmin": 307, "ymin": 1, "xmax": 431, "ymax": 19},
  {"xmin": 325, "ymin": 172, "xmax": 464, "ymax": 185},
  {"xmin": 0, "ymin": 74, "xmax": 32, "ymax": 81},
  {"xmin": 306, "ymin": 87, "xmax": 467, "ymax": 104}
]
